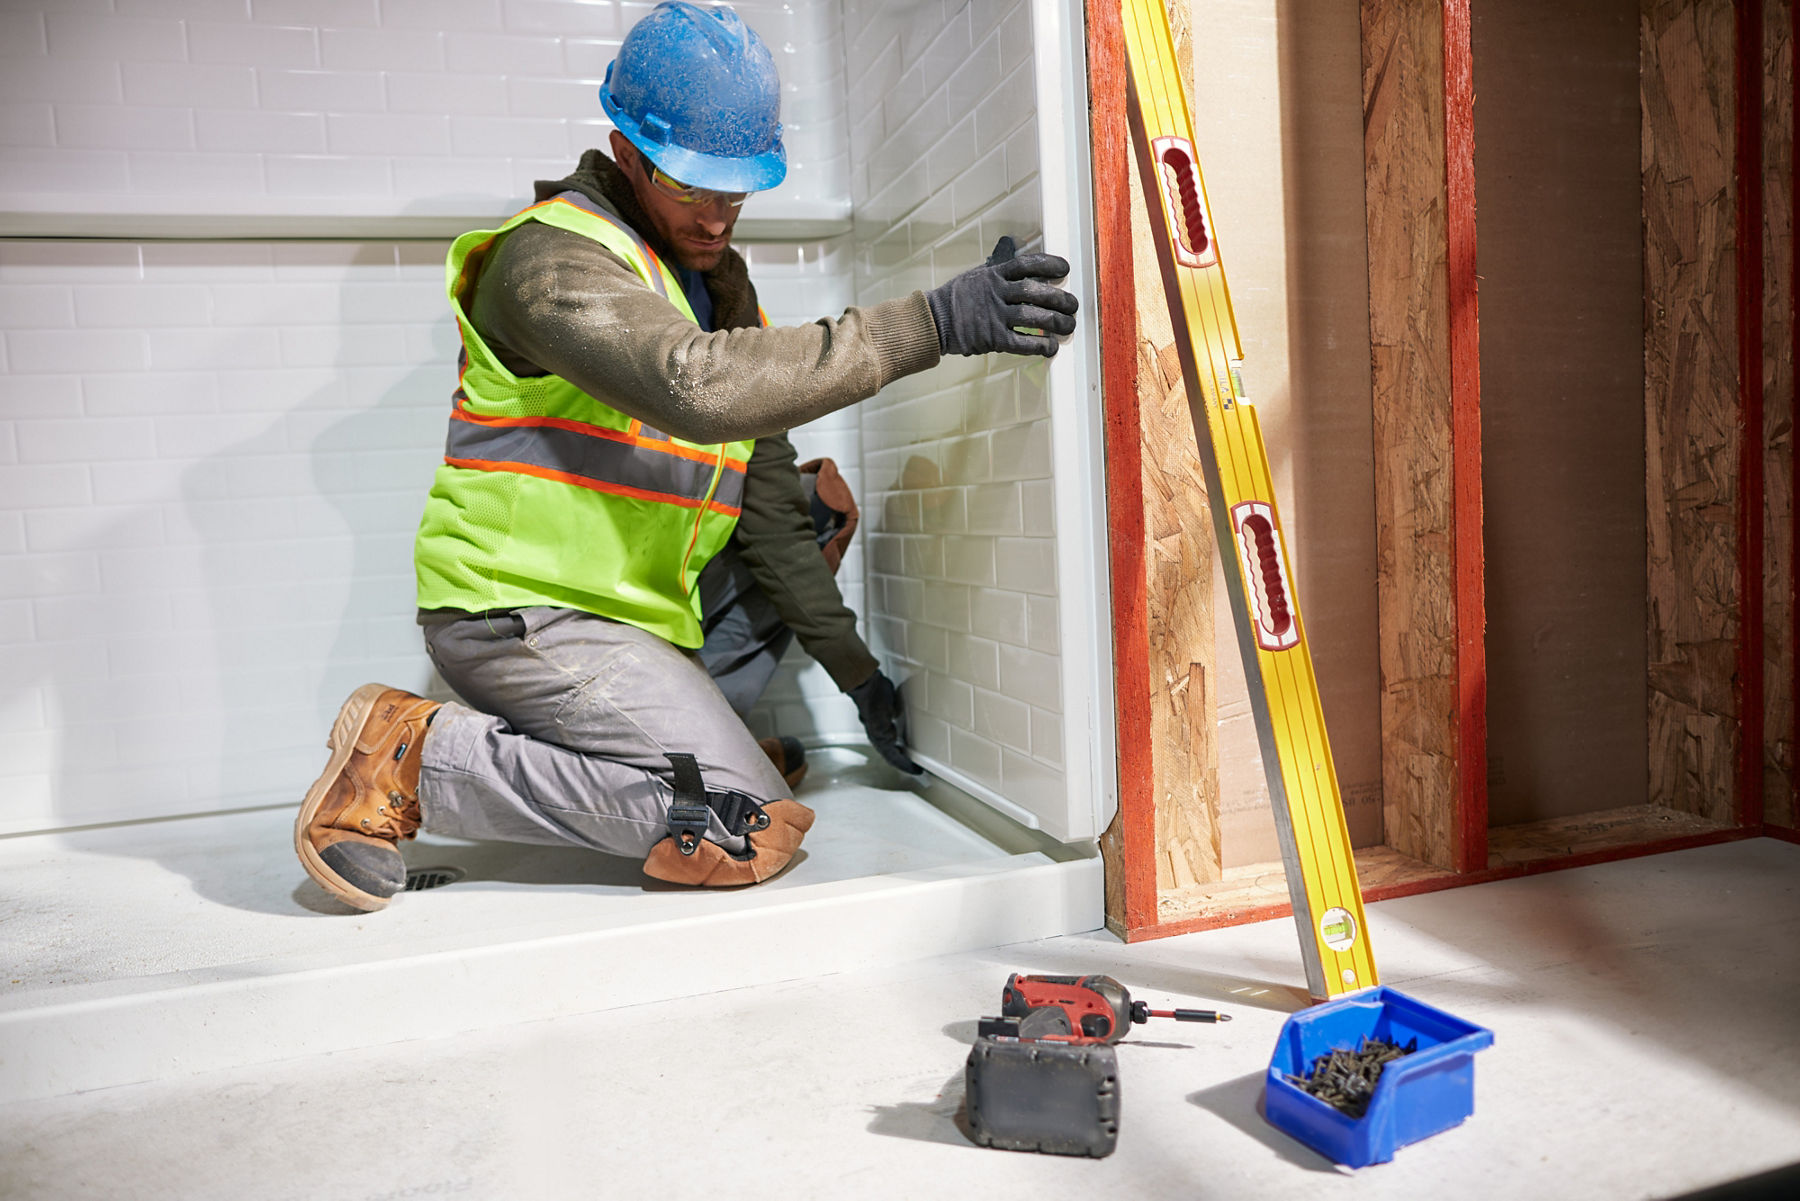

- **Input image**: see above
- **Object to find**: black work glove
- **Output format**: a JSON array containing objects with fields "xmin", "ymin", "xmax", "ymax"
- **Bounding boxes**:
[
  {"xmin": 926, "ymin": 236, "xmax": 1079, "ymax": 358},
  {"xmin": 847, "ymin": 670, "xmax": 923, "ymax": 776}
]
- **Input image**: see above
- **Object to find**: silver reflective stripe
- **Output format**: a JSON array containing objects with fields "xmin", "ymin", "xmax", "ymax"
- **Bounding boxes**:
[
  {"xmin": 545, "ymin": 190, "xmax": 669, "ymax": 299},
  {"xmin": 446, "ymin": 416, "xmax": 746, "ymax": 512}
]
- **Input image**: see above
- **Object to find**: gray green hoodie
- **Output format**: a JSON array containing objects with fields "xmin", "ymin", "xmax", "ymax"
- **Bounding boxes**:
[{"xmin": 442, "ymin": 150, "xmax": 942, "ymax": 690}]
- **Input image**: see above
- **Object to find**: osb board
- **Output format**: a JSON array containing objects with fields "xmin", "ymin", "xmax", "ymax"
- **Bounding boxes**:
[
  {"xmin": 1763, "ymin": 0, "xmax": 1796, "ymax": 828},
  {"xmin": 1135, "ymin": 333, "xmax": 1223, "ymax": 888},
  {"xmin": 1642, "ymin": 0, "xmax": 1740, "ymax": 824},
  {"xmin": 1151, "ymin": 804, "xmax": 1739, "ymax": 929},
  {"xmin": 1122, "ymin": 2, "xmax": 1221, "ymax": 891},
  {"xmin": 1362, "ymin": 0, "xmax": 1460, "ymax": 869},
  {"xmin": 1472, "ymin": 0, "xmax": 1651, "ymax": 826}
]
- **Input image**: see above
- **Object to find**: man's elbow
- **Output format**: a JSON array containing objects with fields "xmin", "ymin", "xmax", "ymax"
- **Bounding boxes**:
[
  {"xmin": 652, "ymin": 390, "xmax": 792, "ymax": 445},
  {"xmin": 654, "ymin": 405, "xmax": 756, "ymax": 445}
]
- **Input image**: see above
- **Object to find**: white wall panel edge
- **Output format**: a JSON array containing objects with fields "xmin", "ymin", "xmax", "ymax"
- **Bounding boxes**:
[
  {"xmin": 907, "ymin": 750, "xmax": 1046, "ymax": 833},
  {"xmin": 1034, "ymin": 0, "xmax": 1116, "ymax": 844}
]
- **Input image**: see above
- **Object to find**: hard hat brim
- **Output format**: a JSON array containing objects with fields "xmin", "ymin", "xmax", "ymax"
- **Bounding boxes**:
[{"xmin": 601, "ymin": 86, "xmax": 788, "ymax": 194}]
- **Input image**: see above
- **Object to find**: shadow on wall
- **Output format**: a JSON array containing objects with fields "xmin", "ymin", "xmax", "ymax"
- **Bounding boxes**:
[{"xmin": 28, "ymin": 241, "xmax": 457, "ymax": 916}]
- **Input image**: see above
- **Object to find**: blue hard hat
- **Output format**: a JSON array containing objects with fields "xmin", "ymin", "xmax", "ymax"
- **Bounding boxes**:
[{"xmin": 599, "ymin": 2, "xmax": 786, "ymax": 194}]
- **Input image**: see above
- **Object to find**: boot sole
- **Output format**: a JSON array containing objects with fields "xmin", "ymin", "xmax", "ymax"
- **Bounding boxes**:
[{"xmin": 294, "ymin": 682, "xmax": 397, "ymax": 913}]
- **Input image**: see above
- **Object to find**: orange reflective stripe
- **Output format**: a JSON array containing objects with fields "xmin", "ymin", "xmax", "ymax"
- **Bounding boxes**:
[
  {"xmin": 537, "ymin": 192, "xmax": 674, "ymax": 299},
  {"xmin": 449, "ymin": 409, "xmax": 747, "ymax": 472},
  {"xmin": 444, "ymin": 457, "xmax": 743, "ymax": 517}
]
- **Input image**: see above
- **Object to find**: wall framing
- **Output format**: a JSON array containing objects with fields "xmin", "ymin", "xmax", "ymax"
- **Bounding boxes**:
[{"xmin": 1095, "ymin": 0, "xmax": 1793, "ymax": 941}]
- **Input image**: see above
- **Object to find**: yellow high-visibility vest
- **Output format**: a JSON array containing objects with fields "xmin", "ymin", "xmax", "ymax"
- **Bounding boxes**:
[{"xmin": 414, "ymin": 191, "xmax": 756, "ymax": 647}]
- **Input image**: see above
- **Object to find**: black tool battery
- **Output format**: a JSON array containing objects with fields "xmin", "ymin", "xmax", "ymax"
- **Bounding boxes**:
[{"xmin": 964, "ymin": 1015, "xmax": 1120, "ymax": 1158}]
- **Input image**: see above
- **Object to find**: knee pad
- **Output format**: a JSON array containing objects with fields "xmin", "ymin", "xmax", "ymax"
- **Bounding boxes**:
[
  {"xmin": 642, "ymin": 798, "xmax": 814, "ymax": 886},
  {"xmin": 640, "ymin": 752, "xmax": 814, "ymax": 887}
]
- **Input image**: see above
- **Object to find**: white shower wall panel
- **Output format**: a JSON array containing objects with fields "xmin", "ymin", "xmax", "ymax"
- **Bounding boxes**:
[
  {"xmin": 0, "ymin": 0, "xmax": 850, "ymax": 224},
  {"xmin": 0, "ymin": 236, "xmax": 859, "ymax": 834},
  {"xmin": 842, "ymin": 0, "xmax": 1072, "ymax": 831}
]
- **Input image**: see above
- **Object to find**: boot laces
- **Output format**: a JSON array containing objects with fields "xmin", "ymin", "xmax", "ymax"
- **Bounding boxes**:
[{"xmin": 361, "ymin": 789, "xmax": 422, "ymax": 841}]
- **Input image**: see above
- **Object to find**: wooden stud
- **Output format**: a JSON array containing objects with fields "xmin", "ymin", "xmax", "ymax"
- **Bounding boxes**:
[
  {"xmin": 1738, "ymin": 0, "xmax": 1768, "ymax": 828},
  {"xmin": 1791, "ymin": 0, "xmax": 1799, "ymax": 834},
  {"xmin": 1790, "ymin": 0, "xmax": 1800, "ymax": 833},
  {"xmin": 1090, "ymin": 0, "xmax": 1158, "ymax": 938},
  {"xmin": 1770, "ymin": 0, "xmax": 1799, "ymax": 830},
  {"xmin": 1095, "ymin": 0, "xmax": 1224, "ymax": 938},
  {"xmin": 1442, "ymin": 0, "xmax": 1487, "ymax": 872},
  {"xmin": 1361, "ymin": 0, "xmax": 1486, "ymax": 873}
]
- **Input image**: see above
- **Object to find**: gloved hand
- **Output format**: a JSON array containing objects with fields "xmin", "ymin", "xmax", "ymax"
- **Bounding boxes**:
[
  {"xmin": 848, "ymin": 670, "xmax": 923, "ymax": 775},
  {"xmin": 926, "ymin": 236, "xmax": 1079, "ymax": 358}
]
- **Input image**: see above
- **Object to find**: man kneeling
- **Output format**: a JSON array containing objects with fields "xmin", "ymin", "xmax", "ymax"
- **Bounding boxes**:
[{"xmin": 293, "ymin": 2, "xmax": 1079, "ymax": 909}]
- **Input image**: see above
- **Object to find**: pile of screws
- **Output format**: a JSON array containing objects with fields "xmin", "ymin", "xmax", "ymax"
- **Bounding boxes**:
[{"xmin": 1286, "ymin": 1036, "xmax": 1419, "ymax": 1118}]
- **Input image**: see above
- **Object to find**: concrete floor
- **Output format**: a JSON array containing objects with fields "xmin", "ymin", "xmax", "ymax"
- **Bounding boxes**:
[{"xmin": 2, "ymin": 838, "xmax": 1796, "ymax": 1198}]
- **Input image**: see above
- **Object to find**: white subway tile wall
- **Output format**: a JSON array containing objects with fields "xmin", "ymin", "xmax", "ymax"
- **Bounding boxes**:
[
  {"xmin": 843, "ymin": 0, "xmax": 1065, "ymax": 812},
  {"xmin": 0, "ymin": 0, "xmax": 1072, "ymax": 831},
  {"xmin": 0, "ymin": 235, "xmax": 858, "ymax": 832},
  {"xmin": 0, "ymin": 0, "xmax": 849, "ymax": 217},
  {"xmin": 0, "ymin": 241, "xmax": 438, "ymax": 831}
]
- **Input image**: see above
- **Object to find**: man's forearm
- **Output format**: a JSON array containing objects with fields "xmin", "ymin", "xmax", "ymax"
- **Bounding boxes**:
[{"xmin": 733, "ymin": 434, "xmax": 879, "ymax": 691}]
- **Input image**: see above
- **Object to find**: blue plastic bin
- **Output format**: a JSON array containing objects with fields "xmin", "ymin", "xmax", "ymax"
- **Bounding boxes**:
[{"xmin": 1263, "ymin": 986, "xmax": 1494, "ymax": 1167}]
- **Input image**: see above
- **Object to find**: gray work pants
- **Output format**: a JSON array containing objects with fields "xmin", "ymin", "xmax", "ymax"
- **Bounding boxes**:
[
  {"xmin": 419, "ymin": 593, "xmax": 788, "ymax": 860},
  {"xmin": 417, "ymin": 505, "xmax": 840, "ymax": 859},
  {"xmin": 694, "ymin": 540, "xmax": 794, "ymax": 716}
]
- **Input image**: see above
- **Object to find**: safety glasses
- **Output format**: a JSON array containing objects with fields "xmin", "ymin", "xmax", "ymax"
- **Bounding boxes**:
[{"xmin": 649, "ymin": 164, "xmax": 750, "ymax": 208}]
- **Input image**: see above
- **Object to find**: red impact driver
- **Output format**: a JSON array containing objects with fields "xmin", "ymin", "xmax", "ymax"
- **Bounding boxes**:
[{"xmin": 994, "ymin": 972, "xmax": 1230, "ymax": 1044}]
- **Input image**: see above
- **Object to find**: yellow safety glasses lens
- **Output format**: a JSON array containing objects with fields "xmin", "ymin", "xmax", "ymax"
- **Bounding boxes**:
[{"xmin": 650, "ymin": 165, "xmax": 749, "ymax": 208}]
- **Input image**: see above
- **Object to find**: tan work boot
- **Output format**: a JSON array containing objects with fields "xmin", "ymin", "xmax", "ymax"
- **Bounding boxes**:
[
  {"xmin": 295, "ymin": 683, "xmax": 440, "ymax": 912},
  {"xmin": 758, "ymin": 735, "xmax": 808, "ymax": 789}
]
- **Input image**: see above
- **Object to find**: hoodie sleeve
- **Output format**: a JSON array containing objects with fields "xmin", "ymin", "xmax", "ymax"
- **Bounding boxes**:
[
  {"xmin": 468, "ymin": 220, "xmax": 940, "ymax": 445},
  {"xmin": 731, "ymin": 432, "xmax": 880, "ymax": 692}
]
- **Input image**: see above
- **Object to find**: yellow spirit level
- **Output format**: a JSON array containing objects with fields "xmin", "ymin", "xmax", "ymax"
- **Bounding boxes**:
[{"xmin": 1120, "ymin": 0, "xmax": 1378, "ymax": 1001}]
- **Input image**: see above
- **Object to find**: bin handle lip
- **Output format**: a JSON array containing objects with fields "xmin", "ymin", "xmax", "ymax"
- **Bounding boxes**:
[{"xmin": 1291, "ymin": 987, "xmax": 1496, "ymax": 1042}]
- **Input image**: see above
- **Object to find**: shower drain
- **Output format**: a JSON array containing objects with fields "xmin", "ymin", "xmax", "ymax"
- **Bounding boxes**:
[{"xmin": 402, "ymin": 865, "xmax": 465, "ymax": 892}]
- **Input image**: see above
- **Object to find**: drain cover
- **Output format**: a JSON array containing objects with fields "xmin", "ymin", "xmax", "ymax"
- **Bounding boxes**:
[{"xmin": 402, "ymin": 865, "xmax": 465, "ymax": 892}]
